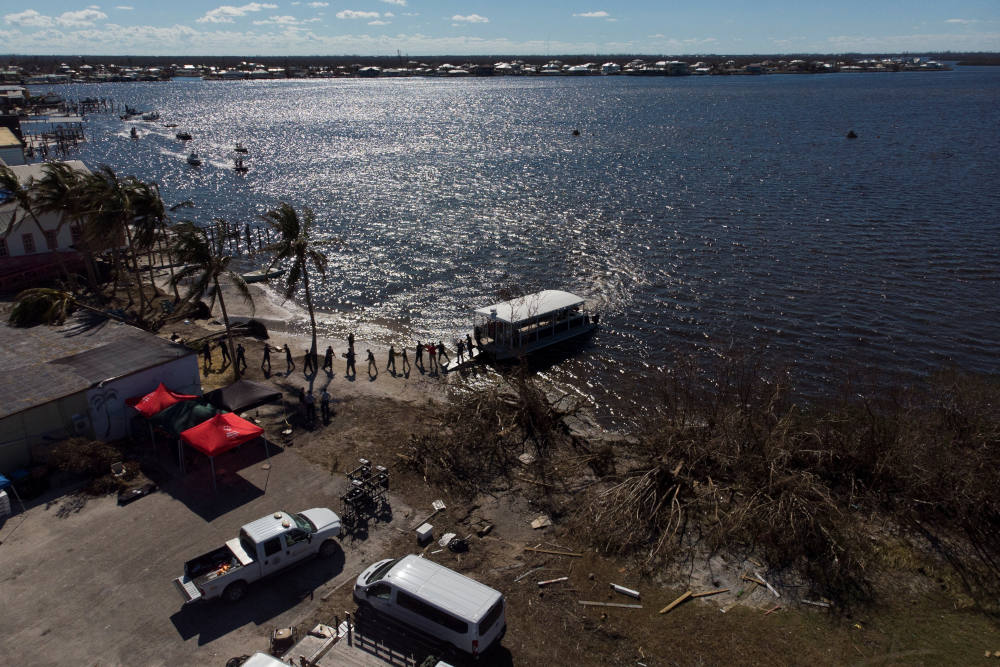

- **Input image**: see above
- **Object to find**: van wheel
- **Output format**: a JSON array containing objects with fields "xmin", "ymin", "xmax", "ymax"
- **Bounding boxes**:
[
  {"xmin": 319, "ymin": 539, "xmax": 338, "ymax": 558},
  {"xmin": 223, "ymin": 581, "xmax": 247, "ymax": 603}
]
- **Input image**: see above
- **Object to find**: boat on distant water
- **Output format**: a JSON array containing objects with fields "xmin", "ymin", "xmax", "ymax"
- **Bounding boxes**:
[
  {"xmin": 234, "ymin": 143, "xmax": 248, "ymax": 154},
  {"xmin": 176, "ymin": 131, "xmax": 192, "ymax": 141},
  {"xmin": 472, "ymin": 289, "xmax": 598, "ymax": 360},
  {"xmin": 233, "ymin": 156, "xmax": 248, "ymax": 172},
  {"xmin": 186, "ymin": 152, "xmax": 202, "ymax": 166},
  {"xmin": 141, "ymin": 111, "xmax": 160, "ymax": 121},
  {"xmin": 130, "ymin": 127, "xmax": 138, "ymax": 139},
  {"xmin": 242, "ymin": 268, "xmax": 285, "ymax": 283}
]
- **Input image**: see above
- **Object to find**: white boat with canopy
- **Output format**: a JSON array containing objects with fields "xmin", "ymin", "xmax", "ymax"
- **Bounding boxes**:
[{"xmin": 472, "ymin": 290, "xmax": 598, "ymax": 360}]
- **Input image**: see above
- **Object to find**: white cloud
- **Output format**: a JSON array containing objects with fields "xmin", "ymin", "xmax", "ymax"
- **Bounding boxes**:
[
  {"xmin": 57, "ymin": 9, "xmax": 109, "ymax": 27},
  {"xmin": 574, "ymin": 11, "xmax": 609, "ymax": 18},
  {"xmin": 307, "ymin": 2, "xmax": 329, "ymax": 6},
  {"xmin": 945, "ymin": 18, "xmax": 978, "ymax": 24},
  {"xmin": 451, "ymin": 14, "xmax": 488, "ymax": 23},
  {"xmin": 116, "ymin": 5, "xmax": 134, "ymax": 9},
  {"xmin": 368, "ymin": 20, "xmax": 388, "ymax": 25},
  {"xmin": 88, "ymin": 5, "xmax": 101, "ymax": 9},
  {"xmin": 4, "ymin": 10, "xmax": 54, "ymax": 27},
  {"xmin": 197, "ymin": 3, "xmax": 278, "ymax": 24},
  {"xmin": 381, "ymin": 0, "xmax": 406, "ymax": 5},
  {"xmin": 383, "ymin": 12, "xmax": 394, "ymax": 18},
  {"xmin": 337, "ymin": 10, "xmax": 380, "ymax": 19},
  {"xmin": 254, "ymin": 15, "xmax": 320, "ymax": 25}
]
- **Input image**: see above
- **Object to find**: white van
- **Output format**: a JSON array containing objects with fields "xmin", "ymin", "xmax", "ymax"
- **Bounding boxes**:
[{"xmin": 353, "ymin": 555, "xmax": 506, "ymax": 656}]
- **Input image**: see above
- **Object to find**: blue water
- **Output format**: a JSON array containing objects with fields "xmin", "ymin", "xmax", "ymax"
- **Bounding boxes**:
[{"xmin": 38, "ymin": 69, "xmax": 1000, "ymax": 422}]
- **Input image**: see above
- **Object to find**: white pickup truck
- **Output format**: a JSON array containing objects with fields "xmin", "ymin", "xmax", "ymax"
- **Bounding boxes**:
[{"xmin": 174, "ymin": 508, "xmax": 341, "ymax": 604}]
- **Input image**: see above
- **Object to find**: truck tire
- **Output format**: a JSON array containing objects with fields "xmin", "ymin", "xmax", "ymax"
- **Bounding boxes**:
[
  {"xmin": 223, "ymin": 580, "xmax": 248, "ymax": 603},
  {"xmin": 319, "ymin": 539, "xmax": 338, "ymax": 558}
]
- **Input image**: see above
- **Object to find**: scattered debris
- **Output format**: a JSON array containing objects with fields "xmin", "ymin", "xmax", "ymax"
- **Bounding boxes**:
[
  {"xmin": 524, "ymin": 546, "xmax": 582, "ymax": 557},
  {"xmin": 691, "ymin": 588, "xmax": 730, "ymax": 598},
  {"xmin": 610, "ymin": 584, "xmax": 640, "ymax": 599},
  {"xmin": 538, "ymin": 576, "xmax": 569, "ymax": 587},
  {"xmin": 531, "ymin": 515, "xmax": 552, "ymax": 529},
  {"xmin": 753, "ymin": 570, "xmax": 780, "ymax": 598},
  {"xmin": 476, "ymin": 523, "xmax": 494, "ymax": 537},
  {"xmin": 438, "ymin": 532, "xmax": 456, "ymax": 548},
  {"xmin": 659, "ymin": 591, "xmax": 692, "ymax": 614},
  {"xmin": 763, "ymin": 605, "xmax": 782, "ymax": 616},
  {"xmin": 578, "ymin": 601, "xmax": 643, "ymax": 609},
  {"xmin": 515, "ymin": 567, "xmax": 544, "ymax": 583},
  {"xmin": 416, "ymin": 523, "xmax": 433, "ymax": 545},
  {"xmin": 518, "ymin": 452, "xmax": 536, "ymax": 465},
  {"xmin": 801, "ymin": 599, "xmax": 832, "ymax": 608}
]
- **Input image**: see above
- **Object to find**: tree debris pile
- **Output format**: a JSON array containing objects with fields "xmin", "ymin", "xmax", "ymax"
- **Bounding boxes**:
[{"xmin": 587, "ymin": 361, "xmax": 1000, "ymax": 608}]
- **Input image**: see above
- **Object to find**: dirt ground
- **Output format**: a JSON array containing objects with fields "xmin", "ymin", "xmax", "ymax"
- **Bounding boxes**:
[{"xmin": 197, "ymin": 323, "xmax": 999, "ymax": 667}]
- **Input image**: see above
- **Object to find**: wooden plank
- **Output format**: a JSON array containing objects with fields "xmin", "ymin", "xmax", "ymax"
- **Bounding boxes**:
[
  {"xmin": 658, "ymin": 590, "xmax": 692, "ymax": 614},
  {"xmin": 524, "ymin": 547, "xmax": 582, "ymax": 558},
  {"xmin": 691, "ymin": 588, "xmax": 730, "ymax": 598},
  {"xmin": 538, "ymin": 576, "xmax": 569, "ymax": 587},
  {"xmin": 578, "ymin": 600, "xmax": 643, "ymax": 609},
  {"xmin": 763, "ymin": 605, "xmax": 782, "ymax": 616}
]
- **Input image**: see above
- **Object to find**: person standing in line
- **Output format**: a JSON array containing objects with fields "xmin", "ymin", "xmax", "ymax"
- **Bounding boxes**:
[
  {"xmin": 347, "ymin": 332, "xmax": 355, "ymax": 352},
  {"xmin": 466, "ymin": 333, "xmax": 475, "ymax": 356},
  {"xmin": 305, "ymin": 390, "xmax": 316, "ymax": 426},
  {"xmin": 202, "ymin": 343, "xmax": 212, "ymax": 370},
  {"xmin": 303, "ymin": 349, "xmax": 314, "ymax": 375},
  {"xmin": 320, "ymin": 388, "xmax": 331, "ymax": 424},
  {"xmin": 235, "ymin": 343, "xmax": 247, "ymax": 373},
  {"xmin": 345, "ymin": 347, "xmax": 356, "ymax": 378},
  {"xmin": 284, "ymin": 344, "xmax": 294, "ymax": 374},
  {"xmin": 219, "ymin": 339, "xmax": 231, "ymax": 365},
  {"xmin": 323, "ymin": 345, "xmax": 334, "ymax": 374},
  {"xmin": 401, "ymin": 348, "xmax": 410, "ymax": 376},
  {"xmin": 437, "ymin": 341, "xmax": 451, "ymax": 366},
  {"xmin": 386, "ymin": 345, "xmax": 397, "ymax": 375},
  {"xmin": 261, "ymin": 343, "xmax": 271, "ymax": 375},
  {"xmin": 415, "ymin": 340, "xmax": 424, "ymax": 371},
  {"xmin": 427, "ymin": 343, "xmax": 437, "ymax": 374},
  {"xmin": 366, "ymin": 349, "xmax": 377, "ymax": 378},
  {"xmin": 456, "ymin": 339, "xmax": 465, "ymax": 364}
]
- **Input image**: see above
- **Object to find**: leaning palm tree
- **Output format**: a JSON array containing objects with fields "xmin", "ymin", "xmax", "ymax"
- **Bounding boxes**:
[
  {"xmin": 260, "ymin": 203, "xmax": 333, "ymax": 373},
  {"xmin": 32, "ymin": 162, "xmax": 100, "ymax": 295},
  {"xmin": 170, "ymin": 222, "xmax": 253, "ymax": 381},
  {"xmin": 0, "ymin": 164, "xmax": 73, "ymax": 284}
]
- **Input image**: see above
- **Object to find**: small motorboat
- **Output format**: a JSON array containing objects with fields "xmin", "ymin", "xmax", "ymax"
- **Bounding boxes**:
[
  {"xmin": 234, "ymin": 143, "xmax": 248, "ymax": 154},
  {"xmin": 242, "ymin": 268, "xmax": 285, "ymax": 283},
  {"xmin": 233, "ymin": 156, "xmax": 248, "ymax": 173},
  {"xmin": 186, "ymin": 152, "xmax": 203, "ymax": 166},
  {"xmin": 141, "ymin": 111, "xmax": 160, "ymax": 121},
  {"xmin": 176, "ymin": 131, "xmax": 192, "ymax": 141},
  {"xmin": 130, "ymin": 127, "xmax": 139, "ymax": 139},
  {"xmin": 164, "ymin": 123, "xmax": 178, "ymax": 128}
]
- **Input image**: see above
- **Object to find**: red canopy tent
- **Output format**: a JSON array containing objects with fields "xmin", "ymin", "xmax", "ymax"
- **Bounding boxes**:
[
  {"xmin": 126, "ymin": 382, "xmax": 199, "ymax": 419},
  {"xmin": 180, "ymin": 413, "xmax": 268, "ymax": 492}
]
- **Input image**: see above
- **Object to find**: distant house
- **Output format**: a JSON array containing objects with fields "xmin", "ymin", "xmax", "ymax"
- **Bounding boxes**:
[
  {"xmin": 0, "ymin": 315, "xmax": 200, "ymax": 470},
  {"xmin": 0, "ymin": 159, "xmax": 92, "ymax": 291}
]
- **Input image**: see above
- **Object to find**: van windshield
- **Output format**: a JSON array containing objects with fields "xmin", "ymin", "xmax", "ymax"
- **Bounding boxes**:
[{"xmin": 366, "ymin": 558, "xmax": 399, "ymax": 584}]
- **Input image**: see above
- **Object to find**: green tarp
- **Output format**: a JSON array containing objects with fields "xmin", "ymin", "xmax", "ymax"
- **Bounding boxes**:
[{"xmin": 149, "ymin": 398, "xmax": 223, "ymax": 438}]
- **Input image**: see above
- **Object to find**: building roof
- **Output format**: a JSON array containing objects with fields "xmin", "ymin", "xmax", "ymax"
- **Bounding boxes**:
[
  {"xmin": 0, "ymin": 314, "xmax": 196, "ymax": 421},
  {"xmin": 387, "ymin": 554, "xmax": 502, "ymax": 622},
  {"xmin": 0, "ymin": 127, "xmax": 21, "ymax": 149},
  {"xmin": 1, "ymin": 159, "xmax": 88, "ymax": 184},
  {"xmin": 474, "ymin": 289, "xmax": 585, "ymax": 325}
]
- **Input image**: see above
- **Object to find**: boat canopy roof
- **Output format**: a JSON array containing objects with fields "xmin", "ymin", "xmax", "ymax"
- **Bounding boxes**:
[{"xmin": 475, "ymin": 290, "xmax": 585, "ymax": 325}]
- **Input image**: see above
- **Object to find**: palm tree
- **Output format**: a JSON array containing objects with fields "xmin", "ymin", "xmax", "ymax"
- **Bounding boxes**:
[
  {"xmin": 170, "ymin": 222, "xmax": 253, "ymax": 381},
  {"xmin": 261, "ymin": 203, "xmax": 333, "ymax": 373},
  {"xmin": 0, "ymin": 164, "xmax": 73, "ymax": 284},
  {"xmin": 32, "ymin": 162, "xmax": 100, "ymax": 296}
]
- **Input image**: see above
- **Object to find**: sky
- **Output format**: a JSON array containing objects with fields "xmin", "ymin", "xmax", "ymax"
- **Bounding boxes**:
[{"xmin": 1, "ymin": 1, "xmax": 998, "ymax": 57}]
